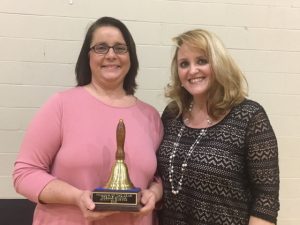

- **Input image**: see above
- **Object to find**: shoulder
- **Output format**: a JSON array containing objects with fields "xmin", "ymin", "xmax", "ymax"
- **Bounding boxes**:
[
  {"xmin": 161, "ymin": 101, "xmax": 178, "ymax": 121},
  {"xmin": 233, "ymin": 99, "xmax": 267, "ymax": 116},
  {"xmin": 136, "ymin": 99, "xmax": 163, "ymax": 137},
  {"xmin": 38, "ymin": 87, "xmax": 83, "ymax": 111},
  {"xmin": 136, "ymin": 99, "xmax": 160, "ymax": 116},
  {"xmin": 46, "ymin": 87, "xmax": 86, "ymax": 105},
  {"xmin": 56, "ymin": 86, "xmax": 83, "ymax": 98},
  {"xmin": 230, "ymin": 99, "xmax": 270, "ymax": 125}
]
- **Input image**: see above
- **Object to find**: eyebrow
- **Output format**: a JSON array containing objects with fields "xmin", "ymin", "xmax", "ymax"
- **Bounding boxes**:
[
  {"xmin": 177, "ymin": 57, "xmax": 187, "ymax": 62},
  {"xmin": 92, "ymin": 41, "xmax": 126, "ymax": 46}
]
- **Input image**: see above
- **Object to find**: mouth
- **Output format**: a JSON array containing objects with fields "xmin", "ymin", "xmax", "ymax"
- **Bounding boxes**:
[
  {"xmin": 188, "ymin": 77, "xmax": 205, "ymax": 84},
  {"xmin": 101, "ymin": 64, "xmax": 120, "ymax": 69}
]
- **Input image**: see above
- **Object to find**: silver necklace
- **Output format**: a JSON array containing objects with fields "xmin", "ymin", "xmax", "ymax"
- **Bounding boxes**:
[{"xmin": 169, "ymin": 102, "xmax": 212, "ymax": 195}]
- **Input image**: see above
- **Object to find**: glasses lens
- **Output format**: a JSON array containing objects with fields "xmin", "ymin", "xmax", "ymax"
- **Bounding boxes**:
[
  {"xmin": 91, "ymin": 44, "xmax": 128, "ymax": 54},
  {"xmin": 93, "ymin": 44, "xmax": 109, "ymax": 54},
  {"xmin": 113, "ymin": 44, "xmax": 128, "ymax": 54}
]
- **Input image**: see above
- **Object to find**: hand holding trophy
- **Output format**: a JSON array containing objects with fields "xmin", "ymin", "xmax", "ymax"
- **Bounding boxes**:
[{"xmin": 92, "ymin": 119, "xmax": 142, "ymax": 211}]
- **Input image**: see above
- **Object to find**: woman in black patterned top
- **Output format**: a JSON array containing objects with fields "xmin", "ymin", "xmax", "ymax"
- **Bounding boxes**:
[{"xmin": 157, "ymin": 29, "xmax": 279, "ymax": 225}]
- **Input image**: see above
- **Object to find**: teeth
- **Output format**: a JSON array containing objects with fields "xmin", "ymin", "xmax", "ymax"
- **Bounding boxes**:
[
  {"xmin": 189, "ymin": 77, "xmax": 204, "ymax": 83},
  {"xmin": 102, "ymin": 65, "xmax": 119, "ymax": 69}
]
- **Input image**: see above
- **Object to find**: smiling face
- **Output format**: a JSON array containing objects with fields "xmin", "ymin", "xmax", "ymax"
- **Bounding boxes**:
[
  {"xmin": 89, "ymin": 26, "xmax": 130, "ymax": 90},
  {"xmin": 177, "ymin": 43, "xmax": 212, "ymax": 100}
]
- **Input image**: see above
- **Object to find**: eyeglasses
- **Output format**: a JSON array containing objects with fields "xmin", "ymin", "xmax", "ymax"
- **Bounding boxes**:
[{"xmin": 90, "ymin": 43, "xmax": 128, "ymax": 55}]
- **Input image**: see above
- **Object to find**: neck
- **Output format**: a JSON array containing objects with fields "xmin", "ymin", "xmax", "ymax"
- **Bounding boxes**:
[
  {"xmin": 184, "ymin": 99, "xmax": 212, "ymax": 128},
  {"xmin": 192, "ymin": 96, "xmax": 208, "ymax": 110},
  {"xmin": 86, "ymin": 82, "xmax": 136, "ymax": 107},
  {"xmin": 89, "ymin": 81, "xmax": 127, "ymax": 99}
]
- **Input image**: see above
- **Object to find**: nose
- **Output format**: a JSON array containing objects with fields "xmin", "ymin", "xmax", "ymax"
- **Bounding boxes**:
[
  {"xmin": 189, "ymin": 64, "xmax": 199, "ymax": 74},
  {"xmin": 105, "ymin": 47, "xmax": 117, "ymax": 58}
]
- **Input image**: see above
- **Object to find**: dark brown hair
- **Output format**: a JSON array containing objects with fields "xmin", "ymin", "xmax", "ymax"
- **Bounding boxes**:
[{"xmin": 75, "ymin": 17, "xmax": 139, "ymax": 95}]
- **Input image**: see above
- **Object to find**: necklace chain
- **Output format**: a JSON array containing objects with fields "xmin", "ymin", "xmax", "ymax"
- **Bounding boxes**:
[{"xmin": 169, "ymin": 102, "xmax": 211, "ymax": 195}]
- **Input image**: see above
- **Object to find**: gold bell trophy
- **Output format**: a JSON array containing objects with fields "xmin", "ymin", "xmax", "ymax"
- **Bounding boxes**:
[{"xmin": 92, "ymin": 119, "xmax": 142, "ymax": 211}]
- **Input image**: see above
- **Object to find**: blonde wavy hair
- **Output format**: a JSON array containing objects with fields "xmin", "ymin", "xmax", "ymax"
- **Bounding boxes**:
[{"xmin": 165, "ymin": 29, "xmax": 248, "ymax": 120}]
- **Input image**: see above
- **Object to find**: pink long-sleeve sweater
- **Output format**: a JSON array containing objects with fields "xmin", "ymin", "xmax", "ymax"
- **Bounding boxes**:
[{"xmin": 13, "ymin": 87, "xmax": 163, "ymax": 225}]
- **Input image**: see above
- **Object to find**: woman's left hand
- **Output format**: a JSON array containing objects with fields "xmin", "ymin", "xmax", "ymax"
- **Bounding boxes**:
[
  {"xmin": 136, "ymin": 189, "xmax": 157, "ymax": 216},
  {"xmin": 131, "ymin": 179, "xmax": 163, "ymax": 217}
]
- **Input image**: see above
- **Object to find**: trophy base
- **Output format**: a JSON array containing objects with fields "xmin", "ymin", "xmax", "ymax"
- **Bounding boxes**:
[{"xmin": 92, "ymin": 187, "xmax": 142, "ymax": 212}]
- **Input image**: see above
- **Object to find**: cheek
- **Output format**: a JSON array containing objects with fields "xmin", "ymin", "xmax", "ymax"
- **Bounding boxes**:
[
  {"xmin": 203, "ymin": 65, "xmax": 212, "ymax": 76},
  {"xmin": 125, "ymin": 57, "xmax": 131, "ymax": 68},
  {"xmin": 122, "ymin": 56, "xmax": 131, "ymax": 72},
  {"xmin": 177, "ymin": 68, "xmax": 187, "ymax": 81},
  {"xmin": 89, "ymin": 55, "xmax": 97, "ymax": 67}
]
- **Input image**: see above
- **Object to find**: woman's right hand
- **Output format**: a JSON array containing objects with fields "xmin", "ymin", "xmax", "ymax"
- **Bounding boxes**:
[
  {"xmin": 38, "ymin": 179, "xmax": 118, "ymax": 222},
  {"xmin": 76, "ymin": 190, "xmax": 118, "ymax": 222}
]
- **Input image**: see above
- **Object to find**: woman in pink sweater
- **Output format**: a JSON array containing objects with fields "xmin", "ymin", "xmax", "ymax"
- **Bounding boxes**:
[{"xmin": 13, "ymin": 16, "xmax": 163, "ymax": 225}]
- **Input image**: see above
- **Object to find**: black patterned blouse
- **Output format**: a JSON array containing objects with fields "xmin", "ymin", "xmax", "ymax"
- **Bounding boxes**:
[{"xmin": 157, "ymin": 99, "xmax": 279, "ymax": 225}]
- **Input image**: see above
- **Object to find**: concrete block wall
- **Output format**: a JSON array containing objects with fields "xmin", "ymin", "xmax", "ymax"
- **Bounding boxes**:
[{"xmin": 0, "ymin": 0, "xmax": 299, "ymax": 224}]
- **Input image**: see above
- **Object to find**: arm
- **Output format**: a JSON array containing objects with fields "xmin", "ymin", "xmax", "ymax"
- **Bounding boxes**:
[
  {"xmin": 246, "ymin": 105, "xmax": 280, "ymax": 224},
  {"xmin": 39, "ymin": 179, "xmax": 118, "ymax": 221},
  {"xmin": 249, "ymin": 216, "xmax": 275, "ymax": 225},
  {"xmin": 13, "ymin": 94, "xmax": 63, "ymax": 202},
  {"xmin": 39, "ymin": 179, "xmax": 117, "ymax": 221},
  {"xmin": 38, "ymin": 179, "xmax": 83, "ymax": 206},
  {"xmin": 139, "ymin": 110, "xmax": 164, "ymax": 215},
  {"xmin": 139, "ymin": 178, "xmax": 163, "ymax": 215},
  {"xmin": 13, "ymin": 94, "xmax": 116, "ymax": 221}
]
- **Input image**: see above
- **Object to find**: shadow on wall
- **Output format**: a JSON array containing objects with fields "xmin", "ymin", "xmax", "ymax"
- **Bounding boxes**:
[{"xmin": 0, "ymin": 199, "xmax": 35, "ymax": 225}]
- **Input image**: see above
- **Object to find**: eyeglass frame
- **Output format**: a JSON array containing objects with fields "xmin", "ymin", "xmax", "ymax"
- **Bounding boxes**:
[{"xmin": 90, "ymin": 43, "xmax": 128, "ymax": 55}]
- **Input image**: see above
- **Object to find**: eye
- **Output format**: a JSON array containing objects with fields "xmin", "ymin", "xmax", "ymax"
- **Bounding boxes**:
[
  {"xmin": 179, "ymin": 61, "xmax": 189, "ymax": 68},
  {"xmin": 113, "ymin": 44, "xmax": 128, "ymax": 54},
  {"xmin": 94, "ymin": 44, "xmax": 109, "ymax": 53},
  {"xmin": 197, "ymin": 58, "xmax": 208, "ymax": 65}
]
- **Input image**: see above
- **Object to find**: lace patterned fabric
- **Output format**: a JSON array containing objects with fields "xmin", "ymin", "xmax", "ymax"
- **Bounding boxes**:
[{"xmin": 157, "ymin": 99, "xmax": 280, "ymax": 225}]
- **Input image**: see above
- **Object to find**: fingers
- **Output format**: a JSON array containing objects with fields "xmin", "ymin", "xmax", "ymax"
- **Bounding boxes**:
[
  {"xmin": 78, "ymin": 189, "xmax": 157, "ymax": 221},
  {"xmin": 138, "ymin": 189, "xmax": 156, "ymax": 216},
  {"xmin": 85, "ymin": 210, "xmax": 118, "ymax": 221},
  {"xmin": 84, "ymin": 191, "xmax": 95, "ymax": 211},
  {"xmin": 77, "ymin": 190, "xmax": 118, "ymax": 221}
]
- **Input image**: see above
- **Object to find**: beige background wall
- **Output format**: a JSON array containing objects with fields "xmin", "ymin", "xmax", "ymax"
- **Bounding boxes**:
[{"xmin": 0, "ymin": 0, "xmax": 299, "ymax": 224}]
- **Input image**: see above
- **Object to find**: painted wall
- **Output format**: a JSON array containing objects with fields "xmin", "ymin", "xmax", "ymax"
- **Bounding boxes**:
[{"xmin": 0, "ymin": 0, "xmax": 299, "ymax": 224}]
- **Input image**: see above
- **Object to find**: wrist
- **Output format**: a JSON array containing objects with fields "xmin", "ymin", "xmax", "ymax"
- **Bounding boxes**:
[
  {"xmin": 73, "ymin": 189, "xmax": 85, "ymax": 207},
  {"xmin": 149, "ymin": 176, "xmax": 163, "ymax": 209},
  {"xmin": 150, "ymin": 181, "xmax": 163, "ymax": 202}
]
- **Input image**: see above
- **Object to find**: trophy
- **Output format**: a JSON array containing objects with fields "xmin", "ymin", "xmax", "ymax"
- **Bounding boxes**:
[{"xmin": 92, "ymin": 119, "xmax": 142, "ymax": 211}]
